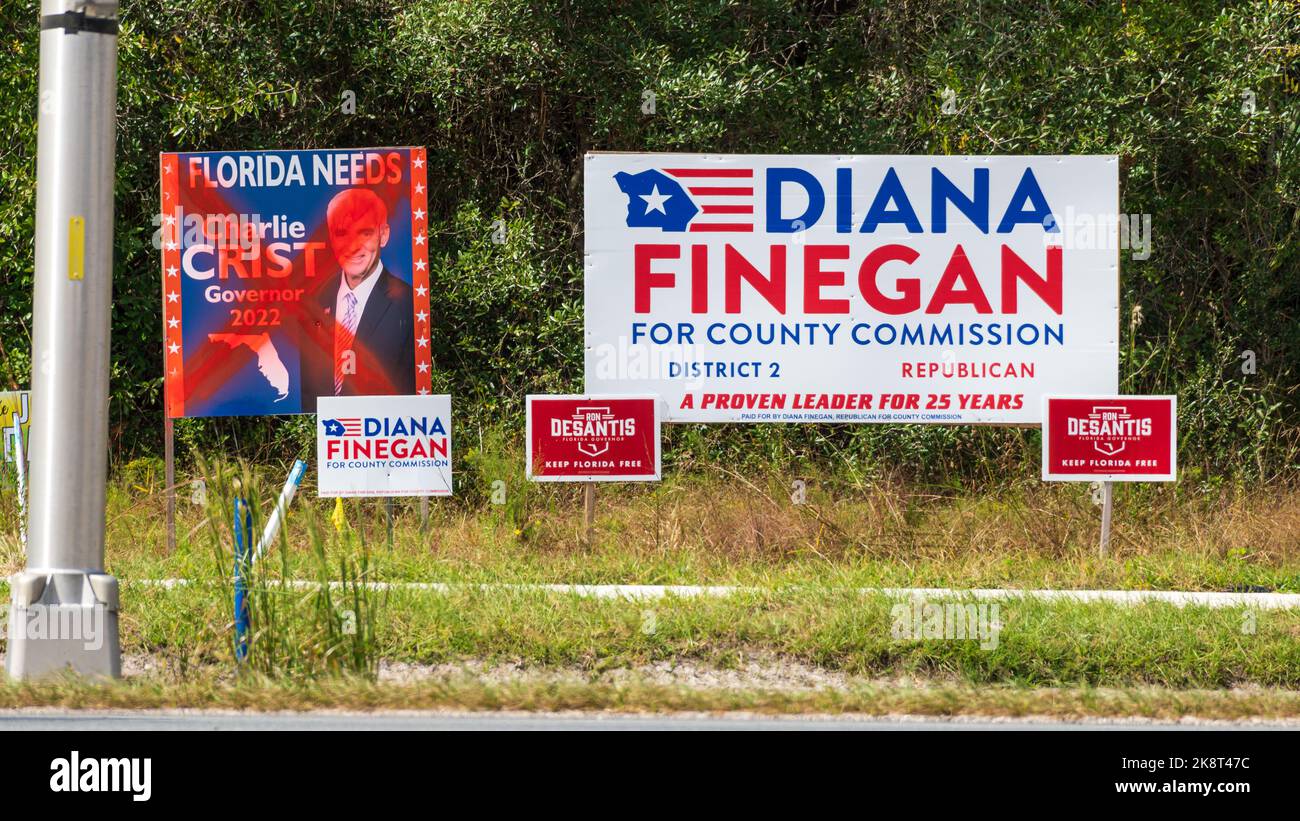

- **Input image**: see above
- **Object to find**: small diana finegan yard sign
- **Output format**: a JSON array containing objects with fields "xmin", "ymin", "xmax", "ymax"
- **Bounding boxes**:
[{"xmin": 316, "ymin": 393, "xmax": 453, "ymax": 497}]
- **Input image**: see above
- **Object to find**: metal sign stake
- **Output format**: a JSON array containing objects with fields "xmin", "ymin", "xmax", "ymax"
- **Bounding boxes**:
[
  {"xmin": 583, "ymin": 483, "xmax": 596, "ymax": 546},
  {"xmin": 385, "ymin": 496, "xmax": 394, "ymax": 549},
  {"xmin": 1098, "ymin": 481, "xmax": 1114, "ymax": 557},
  {"xmin": 164, "ymin": 416, "xmax": 175, "ymax": 553},
  {"xmin": 10, "ymin": 416, "xmax": 27, "ymax": 551}
]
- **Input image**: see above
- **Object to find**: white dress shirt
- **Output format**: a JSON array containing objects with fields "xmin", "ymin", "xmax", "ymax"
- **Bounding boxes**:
[{"xmin": 334, "ymin": 258, "xmax": 383, "ymax": 333}]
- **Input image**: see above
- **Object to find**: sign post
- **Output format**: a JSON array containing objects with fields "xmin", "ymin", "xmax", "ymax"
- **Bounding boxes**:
[
  {"xmin": 583, "ymin": 483, "xmax": 596, "ymax": 546},
  {"xmin": 9, "ymin": 414, "xmax": 27, "ymax": 551},
  {"xmin": 1098, "ymin": 481, "xmax": 1114, "ymax": 557},
  {"xmin": 7, "ymin": 0, "xmax": 122, "ymax": 679},
  {"xmin": 385, "ymin": 496, "xmax": 394, "ymax": 548},
  {"xmin": 1042, "ymin": 395, "xmax": 1178, "ymax": 557},
  {"xmin": 164, "ymin": 416, "xmax": 175, "ymax": 553}
]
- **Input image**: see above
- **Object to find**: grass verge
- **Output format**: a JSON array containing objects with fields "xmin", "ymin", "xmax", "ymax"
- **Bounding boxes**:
[
  {"xmin": 0, "ymin": 468, "xmax": 1296, "ymax": 713},
  {"xmin": 3, "ymin": 585, "xmax": 1292, "ymax": 690},
  {"xmin": 1, "ymin": 676, "xmax": 1299, "ymax": 721}
]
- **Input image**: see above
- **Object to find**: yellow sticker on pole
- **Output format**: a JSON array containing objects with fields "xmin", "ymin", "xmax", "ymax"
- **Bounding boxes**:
[{"xmin": 67, "ymin": 216, "xmax": 85, "ymax": 280}]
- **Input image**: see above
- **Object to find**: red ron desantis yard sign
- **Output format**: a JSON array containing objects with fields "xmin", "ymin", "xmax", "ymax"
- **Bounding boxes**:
[
  {"xmin": 1042, "ymin": 396, "xmax": 1177, "ymax": 481},
  {"xmin": 526, "ymin": 395, "xmax": 661, "ymax": 482}
]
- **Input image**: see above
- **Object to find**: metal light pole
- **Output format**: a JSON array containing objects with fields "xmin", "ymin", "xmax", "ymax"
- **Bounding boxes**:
[{"xmin": 6, "ymin": 0, "xmax": 121, "ymax": 679}]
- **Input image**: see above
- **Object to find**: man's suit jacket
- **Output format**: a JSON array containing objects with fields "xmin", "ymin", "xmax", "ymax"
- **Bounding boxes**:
[{"xmin": 300, "ymin": 268, "xmax": 416, "ymax": 413}]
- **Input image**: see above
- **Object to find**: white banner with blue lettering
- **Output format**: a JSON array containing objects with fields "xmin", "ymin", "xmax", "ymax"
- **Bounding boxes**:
[{"xmin": 584, "ymin": 153, "xmax": 1119, "ymax": 424}]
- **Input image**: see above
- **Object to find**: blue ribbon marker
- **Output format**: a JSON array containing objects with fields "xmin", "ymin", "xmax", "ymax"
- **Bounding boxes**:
[{"xmin": 233, "ymin": 495, "xmax": 252, "ymax": 664}]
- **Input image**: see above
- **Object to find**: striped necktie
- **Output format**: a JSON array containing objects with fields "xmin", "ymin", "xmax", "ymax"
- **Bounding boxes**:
[{"xmin": 334, "ymin": 291, "xmax": 358, "ymax": 394}]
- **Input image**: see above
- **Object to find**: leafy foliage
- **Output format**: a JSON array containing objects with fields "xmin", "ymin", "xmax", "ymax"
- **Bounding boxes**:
[{"xmin": 0, "ymin": 0, "xmax": 1296, "ymax": 483}]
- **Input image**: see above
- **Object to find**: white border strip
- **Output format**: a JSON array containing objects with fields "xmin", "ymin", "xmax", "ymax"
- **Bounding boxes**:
[{"xmin": 126, "ymin": 580, "xmax": 1300, "ymax": 609}]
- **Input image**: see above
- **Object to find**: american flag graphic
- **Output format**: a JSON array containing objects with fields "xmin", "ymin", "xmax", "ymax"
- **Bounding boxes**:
[
  {"xmin": 662, "ymin": 167, "xmax": 755, "ymax": 232},
  {"xmin": 322, "ymin": 417, "xmax": 364, "ymax": 437},
  {"xmin": 614, "ymin": 165, "xmax": 756, "ymax": 234}
]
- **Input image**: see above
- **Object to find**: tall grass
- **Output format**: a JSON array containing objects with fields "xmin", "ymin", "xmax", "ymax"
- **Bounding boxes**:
[
  {"xmin": 198, "ymin": 458, "xmax": 386, "ymax": 680},
  {"xmin": 73, "ymin": 444, "xmax": 1300, "ymax": 590}
]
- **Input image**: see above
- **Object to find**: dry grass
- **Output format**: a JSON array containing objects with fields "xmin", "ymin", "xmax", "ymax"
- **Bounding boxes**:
[
  {"xmin": 1, "ymin": 472, "xmax": 1298, "ymax": 713},
  {"xmin": 1, "ymin": 469, "xmax": 1298, "ymax": 588},
  {"xmin": 3, "ymin": 674, "xmax": 1300, "ymax": 721},
  {"xmin": 466, "ymin": 477, "xmax": 1300, "ymax": 570}
]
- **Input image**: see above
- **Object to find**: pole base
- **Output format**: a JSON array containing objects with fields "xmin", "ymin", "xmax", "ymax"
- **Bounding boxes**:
[{"xmin": 5, "ymin": 571, "xmax": 121, "ymax": 680}]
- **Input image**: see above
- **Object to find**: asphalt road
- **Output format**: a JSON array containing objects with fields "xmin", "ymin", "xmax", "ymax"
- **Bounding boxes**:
[{"xmin": 1, "ymin": 711, "xmax": 1293, "ymax": 730}]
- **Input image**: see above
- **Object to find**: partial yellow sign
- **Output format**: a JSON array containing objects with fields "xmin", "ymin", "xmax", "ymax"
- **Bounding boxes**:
[{"xmin": 0, "ymin": 390, "xmax": 31, "ymax": 463}]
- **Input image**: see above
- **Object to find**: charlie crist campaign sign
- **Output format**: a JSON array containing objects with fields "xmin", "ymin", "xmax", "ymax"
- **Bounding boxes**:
[
  {"xmin": 317, "ymin": 394, "xmax": 453, "ymax": 497},
  {"xmin": 584, "ymin": 153, "xmax": 1119, "ymax": 424},
  {"xmin": 526, "ymin": 395, "xmax": 661, "ymax": 482},
  {"xmin": 159, "ymin": 147, "xmax": 434, "ymax": 418}
]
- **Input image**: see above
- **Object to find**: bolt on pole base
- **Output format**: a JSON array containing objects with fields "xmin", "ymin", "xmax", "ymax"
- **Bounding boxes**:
[{"xmin": 6, "ymin": 571, "xmax": 121, "ymax": 680}]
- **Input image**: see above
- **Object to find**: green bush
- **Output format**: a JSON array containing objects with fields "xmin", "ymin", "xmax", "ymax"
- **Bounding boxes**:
[{"xmin": 0, "ymin": 0, "xmax": 1295, "ymax": 485}]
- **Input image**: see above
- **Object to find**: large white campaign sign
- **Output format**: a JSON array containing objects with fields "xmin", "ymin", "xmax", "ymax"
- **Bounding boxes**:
[
  {"xmin": 317, "ymin": 394, "xmax": 452, "ymax": 497},
  {"xmin": 584, "ymin": 153, "xmax": 1119, "ymax": 423}
]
